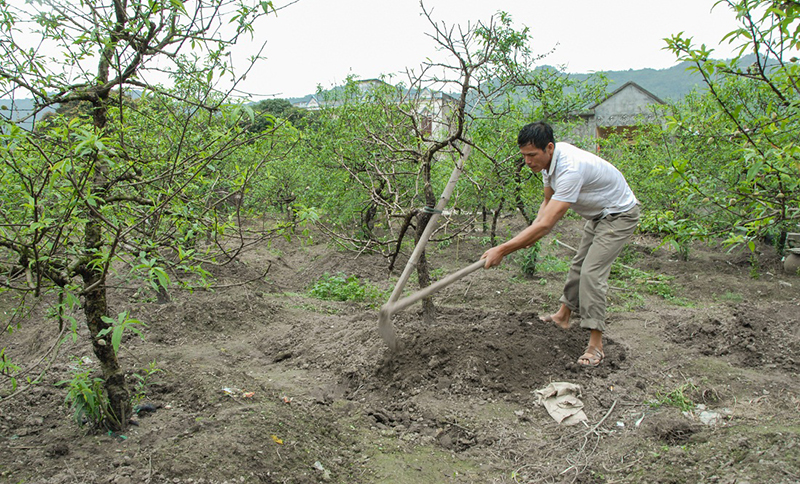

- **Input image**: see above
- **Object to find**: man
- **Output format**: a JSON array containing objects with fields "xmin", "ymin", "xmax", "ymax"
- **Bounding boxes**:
[{"xmin": 481, "ymin": 121, "xmax": 639, "ymax": 367}]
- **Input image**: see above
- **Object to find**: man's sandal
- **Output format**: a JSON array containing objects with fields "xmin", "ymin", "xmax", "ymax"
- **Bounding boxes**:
[{"xmin": 577, "ymin": 346, "xmax": 604, "ymax": 367}]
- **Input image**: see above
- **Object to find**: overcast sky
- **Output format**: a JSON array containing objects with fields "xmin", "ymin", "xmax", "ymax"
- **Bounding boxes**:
[{"xmin": 231, "ymin": 0, "xmax": 744, "ymax": 99}]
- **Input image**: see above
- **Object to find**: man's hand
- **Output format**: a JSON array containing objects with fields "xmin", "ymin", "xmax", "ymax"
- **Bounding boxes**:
[{"xmin": 481, "ymin": 246, "xmax": 505, "ymax": 268}]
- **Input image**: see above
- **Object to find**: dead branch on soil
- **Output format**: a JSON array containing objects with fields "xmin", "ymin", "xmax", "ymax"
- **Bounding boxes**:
[{"xmin": 583, "ymin": 399, "xmax": 618, "ymax": 438}]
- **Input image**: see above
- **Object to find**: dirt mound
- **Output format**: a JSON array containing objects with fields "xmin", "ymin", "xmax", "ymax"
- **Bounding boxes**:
[{"xmin": 375, "ymin": 307, "xmax": 625, "ymax": 397}]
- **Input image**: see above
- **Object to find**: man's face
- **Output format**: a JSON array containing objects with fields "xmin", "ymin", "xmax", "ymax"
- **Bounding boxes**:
[{"xmin": 519, "ymin": 142, "xmax": 555, "ymax": 173}]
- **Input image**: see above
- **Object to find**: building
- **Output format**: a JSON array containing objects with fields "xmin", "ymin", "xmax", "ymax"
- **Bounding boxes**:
[
  {"xmin": 573, "ymin": 81, "xmax": 666, "ymax": 142},
  {"xmin": 292, "ymin": 79, "xmax": 458, "ymax": 136}
]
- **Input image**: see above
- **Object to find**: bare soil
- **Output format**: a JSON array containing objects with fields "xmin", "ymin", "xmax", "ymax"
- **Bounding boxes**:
[{"xmin": 1, "ymin": 217, "xmax": 799, "ymax": 484}]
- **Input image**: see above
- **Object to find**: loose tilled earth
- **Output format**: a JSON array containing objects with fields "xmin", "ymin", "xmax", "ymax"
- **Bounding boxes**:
[{"xmin": 1, "ymin": 216, "xmax": 799, "ymax": 484}]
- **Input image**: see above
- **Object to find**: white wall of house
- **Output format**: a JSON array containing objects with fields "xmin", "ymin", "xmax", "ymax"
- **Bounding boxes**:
[
  {"xmin": 593, "ymin": 83, "xmax": 662, "ymax": 128},
  {"xmin": 568, "ymin": 82, "xmax": 665, "ymax": 147}
]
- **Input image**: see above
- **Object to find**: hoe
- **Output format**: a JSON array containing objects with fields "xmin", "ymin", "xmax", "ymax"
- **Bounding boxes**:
[{"xmin": 377, "ymin": 145, "xmax": 481, "ymax": 350}]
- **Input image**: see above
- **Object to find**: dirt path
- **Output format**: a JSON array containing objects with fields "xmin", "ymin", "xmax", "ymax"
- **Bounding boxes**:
[{"xmin": 1, "ymin": 219, "xmax": 799, "ymax": 483}]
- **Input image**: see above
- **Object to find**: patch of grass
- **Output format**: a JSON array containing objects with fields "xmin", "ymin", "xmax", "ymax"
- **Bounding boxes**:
[
  {"xmin": 308, "ymin": 273, "xmax": 386, "ymax": 305},
  {"xmin": 536, "ymin": 254, "xmax": 571, "ymax": 273},
  {"xmin": 649, "ymin": 382, "xmax": 698, "ymax": 412},
  {"xmin": 617, "ymin": 244, "xmax": 641, "ymax": 266},
  {"xmin": 610, "ymin": 263, "xmax": 692, "ymax": 306},
  {"xmin": 608, "ymin": 291, "xmax": 646, "ymax": 312},
  {"xmin": 716, "ymin": 291, "xmax": 743, "ymax": 303}
]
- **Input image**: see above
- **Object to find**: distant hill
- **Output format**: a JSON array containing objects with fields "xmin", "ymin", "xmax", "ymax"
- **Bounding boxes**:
[
  {"xmin": 568, "ymin": 53, "xmax": 760, "ymax": 101},
  {"xmin": 0, "ymin": 98, "xmax": 56, "ymax": 131},
  {"xmin": 567, "ymin": 61, "xmax": 704, "ymax": 101},
  {"xmin": 3, "ymin": 55, "xmax": 752, "ymax": 130},
  {"xmin": 286, "ymin": 59, "xmax": 728, "ymax": 107}
]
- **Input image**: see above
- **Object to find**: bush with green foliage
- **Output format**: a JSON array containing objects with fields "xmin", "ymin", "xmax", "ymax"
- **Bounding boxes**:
[
  {"xmin": 517, "ymin": 243, "xmax": 541, "ymax": 277},
  {"xmin": 661, "ymin": 0, "xmax": 800, "ymax": 253},
  {"xmin": 309, "ymin": 273, "xmax": 385, "ymax": 304},
  {"xmin": 57, "ymin": 360, "xmax": 112, "ymax": 429}
]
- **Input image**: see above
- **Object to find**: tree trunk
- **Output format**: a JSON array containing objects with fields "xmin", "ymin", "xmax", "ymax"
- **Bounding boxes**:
[
  {"xmin": 417, "ymin": 155, "xmax": 437, "ymax": 324},
  {"xmin": 414, "ymin": 211, "xmax": 436, "ymax": 325},
  {"xmin": 490, "ymin": 198, "xmax": 505, "ymax": 247},
  {"xmin": 84, "ymin": 53, "xmax": 131, "ymax": 428},
  {"xmin": 82, "ymin": 222, "xmax": 131, "ymax": 430},
  {"xmin": 514, "ymin": 162, "xmax": 534, "ymax": 225},
  {"xmin": 361, "ymin": 203, "xmax": 377, "ymax": 239}
]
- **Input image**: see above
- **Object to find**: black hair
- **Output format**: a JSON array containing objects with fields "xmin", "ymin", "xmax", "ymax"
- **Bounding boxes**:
[{"xmin": 517, "ymin": 121, "xmax": 555, "ymax": 150}]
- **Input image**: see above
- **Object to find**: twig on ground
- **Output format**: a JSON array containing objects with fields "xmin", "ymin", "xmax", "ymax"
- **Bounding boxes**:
[{"xmin": 585, "ymin": 400, "xmax": 618, "ymax": 437}]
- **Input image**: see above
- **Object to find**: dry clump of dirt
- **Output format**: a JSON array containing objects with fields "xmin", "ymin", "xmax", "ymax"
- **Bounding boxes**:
[{"xmin": 0, "ymin": 218, "xmax": 799, "ymax": 483}]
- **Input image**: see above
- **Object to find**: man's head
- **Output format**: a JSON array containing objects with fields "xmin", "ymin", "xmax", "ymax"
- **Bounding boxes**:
[
  {"xmin": 517, "ymin": 121, "xmax": 555, "ymax": 150},
  {"xmin": 517, "ymin": 121, "xmax": 555, "ymax": 173}
]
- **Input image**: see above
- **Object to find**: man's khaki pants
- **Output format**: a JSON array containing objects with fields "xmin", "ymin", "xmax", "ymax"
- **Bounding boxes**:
[{"xmin": 560, "ymin": 205, "xmax": 640, "ymax": 332}]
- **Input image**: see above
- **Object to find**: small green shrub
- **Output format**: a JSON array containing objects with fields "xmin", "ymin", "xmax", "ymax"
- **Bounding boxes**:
[
  {"xmin": 57, "ymin": 359, "xmax": 110, "ymax": 428},
  {"xmin": 0, "ymin": 349, "xmax": 20, "ymax": 394},
  {"xmin": 96, "ymin": 311, "xmax": 147, "ymax": 356},
  {"xmin": 309, "ymin": 273, "xmax": 384, "ymax": 303},
  {"xmin": 517, "ymin": 243, "xmax": 540, "ymax": 277}
]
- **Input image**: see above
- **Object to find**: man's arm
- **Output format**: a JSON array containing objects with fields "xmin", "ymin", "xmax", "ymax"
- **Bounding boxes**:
[{"xmin": 481, "ymin": 188, "xmax": 570, "ymax": 268}]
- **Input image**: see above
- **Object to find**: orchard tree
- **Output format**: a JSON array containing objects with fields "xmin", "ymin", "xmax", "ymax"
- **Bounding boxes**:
[
  {"xmin": 664, "ymin": 0, "xmax": 800, "ymax": 252},
  {"xmin": 0, "ymin": 0, "xmax": 288, "ymax": 430}
]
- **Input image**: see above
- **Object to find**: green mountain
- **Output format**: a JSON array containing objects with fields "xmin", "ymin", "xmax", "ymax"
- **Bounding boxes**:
[
  {"xmin": 287, "ymin": 59, "xmax": 722, "ymax": 107},
  {"xmin": 568, "ymin": 61, "xmax": 704, "ymax": 101},
  {"xmin": 567, "ymin": 54, "xmax": 760, "ymax": 101}
]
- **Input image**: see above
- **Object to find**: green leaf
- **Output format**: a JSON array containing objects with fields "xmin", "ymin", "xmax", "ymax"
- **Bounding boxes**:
[{"xmin": 169, "ymin": 0, "xmax": 188, "ymax": 15}]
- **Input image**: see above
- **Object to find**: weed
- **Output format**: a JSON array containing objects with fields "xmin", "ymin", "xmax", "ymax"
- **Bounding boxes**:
[
  {"xmin": 617, "ymin": 244, "xmax": 641, "ymax": 266},
  {"xmin": 517, "ymin": 243, "xmax": 540, "ymax": 277},
  {"xmin": 57, "ymin": 358, "xmax": 110, "ymax": 428},
  {"xmin": 610, "ymin": 263, "xmax": 692, "ymax": 305},
  {"xmin": 717, "ymin": 291, "xmax": 743, "ymax": 302},
  {"xmin": 749, "ymin": 253, "xmax": 760, "ymax": 279},
  {"xmin": 0, "ymin": 349, "xmax": 20, "ymax": 393},
  {"xmin": 649, "ymin": 382, "xmax": 698, "ymax": 412},
  {"xmin": 435, "ymin": 239, "xmax": 452, "ymax": 251},
  {"xmin": 430, "ymin": 267, "xmax": 446, "ymax": 280},
  {"xmin": 131, "ymin": 359, "xmax": 163, "ymax": 406},
  {"xmin": 608, "ymin": 291, "xmax": 646, "ymax": 312},
  {"xmin": 309, "ymin": 273, "xmax": 385, "ymax": 304},
  {"xmin": 537, "ymin": 254, "xmax": 571, "ymax": 273}
]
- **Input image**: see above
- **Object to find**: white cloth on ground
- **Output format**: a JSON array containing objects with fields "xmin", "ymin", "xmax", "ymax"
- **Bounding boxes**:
[{"xmin": 534, "ymin": 382, "xmax": 588, "ymax": 426}]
